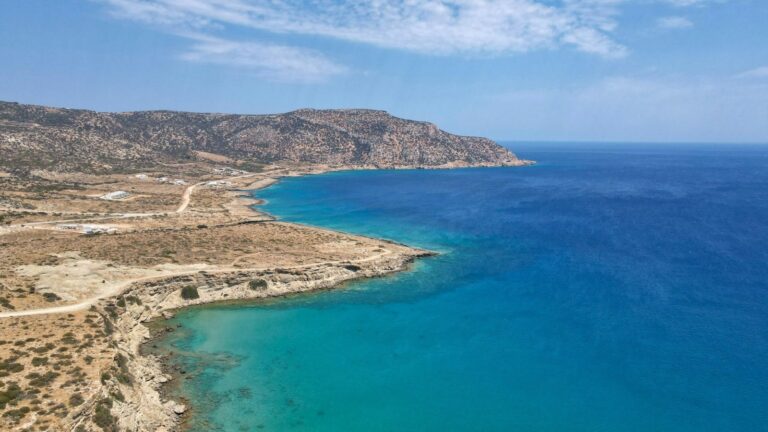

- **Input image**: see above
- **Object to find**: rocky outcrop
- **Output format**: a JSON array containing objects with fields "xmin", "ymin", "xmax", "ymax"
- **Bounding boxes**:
[
  {"xmin": 0, "ymin": 101, "xmax": 530, "ymax": 173},
  {"xmin": 99, "ymin": 242, "xmax": 432, "ymax": 431}
]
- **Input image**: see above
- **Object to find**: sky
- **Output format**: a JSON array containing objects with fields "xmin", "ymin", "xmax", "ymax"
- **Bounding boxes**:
[{"xmin": 0, "ymin": 0, "xmax": 766, "ymax": 143}]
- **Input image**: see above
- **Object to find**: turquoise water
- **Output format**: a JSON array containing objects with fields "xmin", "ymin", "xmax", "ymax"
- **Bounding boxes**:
[{"xmin": 161, "ymin": 144, "xmax": 768, "ymax": 431}]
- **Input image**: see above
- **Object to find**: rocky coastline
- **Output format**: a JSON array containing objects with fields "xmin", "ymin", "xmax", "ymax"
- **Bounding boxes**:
[{"xmin": 94, "ymin": 175, "xmax": 434, "ymax": 432}]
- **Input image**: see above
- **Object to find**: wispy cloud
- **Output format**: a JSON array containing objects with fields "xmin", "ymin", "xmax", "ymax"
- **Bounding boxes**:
[
  {"xmin": 736, "ymin": 66, "xmax": 768, "ymax": 80},
  {"xmin": 178, "ymin": 33, "xmax": 348, "ymax": 83},
  {"xmin": 656, "ymin": 16, "xmax": 694, "ymax": 29},
  {"xmin": 101, "ymin": 0, "xmax": 630, "ymax": 63},
  {"xmin": 101, "ymin": 0, "xmax": 350, "ymax": 83},
  {"xmin": 660, "ymin": 0, "xmax": 711, "ymax": 6},
  {"xmin": 98, "ymin": 0, "xmax": 731, "ymax": 81}
]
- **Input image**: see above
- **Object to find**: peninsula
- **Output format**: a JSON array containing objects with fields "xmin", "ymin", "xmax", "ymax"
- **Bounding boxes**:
[{"xmin": 0, "ymin": 101, "xmax": 531, "ymax": 431}]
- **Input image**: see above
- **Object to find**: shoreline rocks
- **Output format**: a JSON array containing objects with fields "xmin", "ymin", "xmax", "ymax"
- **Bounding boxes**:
[{"xmin": 101, "ymin": 236, "xmax": 431, "ymax": 431}]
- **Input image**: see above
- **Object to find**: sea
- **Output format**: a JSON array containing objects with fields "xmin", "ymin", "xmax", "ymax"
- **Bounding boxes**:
[{"xmin": 157, "ymin": 143, "xmax": 768, "ymax": 431}]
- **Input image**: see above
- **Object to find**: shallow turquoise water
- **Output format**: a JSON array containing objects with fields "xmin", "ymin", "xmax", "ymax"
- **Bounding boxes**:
[{"xmin": 162, "ymin": 144, "xmax": 768, "ymax": 431}]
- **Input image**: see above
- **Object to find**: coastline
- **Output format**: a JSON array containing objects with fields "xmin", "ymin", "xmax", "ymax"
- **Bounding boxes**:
[
  {"xmin": 0, "ymin": 159, "xmax": 534, "ymax": 431},
  {"xmin": 104, "ymin": 165, "xmax": 438, "ymax": 432}
]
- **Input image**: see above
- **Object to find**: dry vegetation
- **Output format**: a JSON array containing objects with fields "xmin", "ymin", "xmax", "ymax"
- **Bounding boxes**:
[
  {"xmin": 0, "ymin": 312, "xmax": 116, "ymax": 431},
  {"xmin": 1, "ymin": 101, "xmax": 526, "ymax": 173},
  {"xmin": 0, "ymin": 160, "xmax": 429, "ymax": 431}
]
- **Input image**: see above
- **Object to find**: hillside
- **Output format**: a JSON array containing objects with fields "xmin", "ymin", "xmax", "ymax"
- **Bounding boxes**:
[{"xmin": 0, "ymin": 101, "xmax": 528, "ymax": 173}]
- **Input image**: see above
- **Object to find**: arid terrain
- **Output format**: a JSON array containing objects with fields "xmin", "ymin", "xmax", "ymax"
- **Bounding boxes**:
[
  {"xmin": 0, "ymin": 161, "xmax": 433, "ymax": 431},
  {"xmin": 0, "ymin": 101, "xmax": 529, "ymax": 431},
  {"xmin": 0, "ymin": 101, "xmax": 530, "ymax": 174}
]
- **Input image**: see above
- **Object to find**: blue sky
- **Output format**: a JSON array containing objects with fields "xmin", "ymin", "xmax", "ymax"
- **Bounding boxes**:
[{"xmin": 1, "ymin": 0, "xmax": 766, "ymax": 143}]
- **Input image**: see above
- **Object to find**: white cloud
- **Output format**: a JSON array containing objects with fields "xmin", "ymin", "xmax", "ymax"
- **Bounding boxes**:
[
  {"xmin": 98, "ymin": 0, "xmax": 734, "ymax": 81},
  {"xmin": 656, "ymin": 16, "xmax": 693, "ymax": 29},
  {"xmin": 736, "ymin": 66, "xmax": 768, "ymax": 80},
  {"xmin": 658, "ymin": 0, "xmax": 726, "ymax": 8},
  {"xmin": 663, "ymin": 0, "xmax": 708, "ymax": 7},
  {"xmin": 178, "ymin": 34, "xmax": 348, "ymax": 83},
  {"xmin": 101, "ymin": 0, "xmax": 349, "ymax": 82},
  {"xmin": 101, "ymin": 0, "xmax": 629, "ymax": 59},
  {"xmin": 662, "ymin": 0, "xmax": 703, "ymax": 6}
]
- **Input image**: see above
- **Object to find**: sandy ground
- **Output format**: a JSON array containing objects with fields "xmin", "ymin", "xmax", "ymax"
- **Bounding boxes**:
[{"xmin": 0, "ymin": 161, "xmax": 431, "ymax": 431}]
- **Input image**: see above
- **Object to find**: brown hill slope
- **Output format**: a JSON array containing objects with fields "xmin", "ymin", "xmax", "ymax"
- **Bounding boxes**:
[{"xmin": 0, "ymin": 101, "xmax": 528, "ymax": 173}]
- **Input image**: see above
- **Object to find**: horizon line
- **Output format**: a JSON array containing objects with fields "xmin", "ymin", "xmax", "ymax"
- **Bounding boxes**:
[{"xmin": 497, "ymin": 140, "xmax": 768, "ymax": 146}]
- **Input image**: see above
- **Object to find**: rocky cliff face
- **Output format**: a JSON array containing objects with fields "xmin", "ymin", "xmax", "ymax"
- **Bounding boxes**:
[{"xmin": 0, "ymin": 101, "xmax": 528, "ymax": 173}]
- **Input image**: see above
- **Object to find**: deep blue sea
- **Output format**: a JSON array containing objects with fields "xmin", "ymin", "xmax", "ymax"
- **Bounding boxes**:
[{"xmin": 160, "ymin": 144, "xmax": 768, "ymax": 431}]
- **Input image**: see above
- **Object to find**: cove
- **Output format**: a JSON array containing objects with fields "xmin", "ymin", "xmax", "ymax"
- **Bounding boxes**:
[{"xmin": 158, "ymin": 144, "xmax": 768, "ymax": 432}]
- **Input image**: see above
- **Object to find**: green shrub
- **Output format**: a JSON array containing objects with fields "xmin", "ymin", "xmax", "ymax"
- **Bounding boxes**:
[
  {"xmin": 61, "ymin": 332, "xmax": 78, "ymax": 345},
  {"xmin": 0, "ymin": 361, "xmax": 24, "ymax": 373},
  {"xmin": 124, "ymin": 295, "xmax": 142, "ymax": 306},
  {"xmin": 105, "ymin": 304, "xmax": 119, "ymax": 320},
  {"xmin": 31, "ymin": 343, "xmax": 55, "ymax": 354},
  {"xmin": 0, "ymin": 383, "xmax": 22, "ymax": 409},
  {"xmin": 248, "ymin": 279, "xmax": 268, "ymax": 291},
  {"xmin": 26, "ymin": 371, "xmax": 58, "ymax": 387},
  {"xmin": 0, "ymin": 297, "xmax": 14, "ymax": 310},
  {"xmin": 69, "ymin": 393, "xmax": 84, "ymax": 407},
  {"xmin": 110, "ymin": 389, "xmax": 125, "ymax": 402},
  {"xmin": 180, "ymin": 286, "xmax": 199, "ymax": 300},
  {"xmin": 2, "ymin": 406, "xmax": 30, "ymax": 420},
  {"xmin": 114, "ymin": 353, "xmax": 132, "ymax": 384},
  {"xmin": 93, "ymin": 398, "xmax": 116, "ymax": 430},
  {"xmin": 31, "ymin": 357, "xmax": 48, "ymax": 366},
  {"xmin": 42, "ymin": 292, "xmax": 61, "ymax": 302}
]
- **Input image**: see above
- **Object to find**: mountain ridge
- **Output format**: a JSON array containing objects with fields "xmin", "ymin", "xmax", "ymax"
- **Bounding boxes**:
[{"xmin": 0, "ymin": 100, "xmax": 530, "ymax": 173}]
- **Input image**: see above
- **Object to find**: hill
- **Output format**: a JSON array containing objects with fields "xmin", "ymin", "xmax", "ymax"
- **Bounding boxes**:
[{"xmin": 0, "ymin": 101, "xmax": 528, "ymax": 173}]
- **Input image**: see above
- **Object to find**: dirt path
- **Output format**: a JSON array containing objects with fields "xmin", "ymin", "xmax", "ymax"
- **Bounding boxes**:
[
  {"xmin": 0, "ymin": 172, "xmax": 272, "ymax": 234},
  {"xmin": 0, "ymin": 166, "xmax": 328, "ymax": 319},
  {"xmin": 176, "ymin": 170, "xmax": 275, "ymax": 213},
  {"xmin": 175, "ymin": 182, "xmax": 201, "ymax": 213}
]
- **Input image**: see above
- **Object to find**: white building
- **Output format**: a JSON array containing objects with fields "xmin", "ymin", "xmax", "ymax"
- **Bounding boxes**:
[
  {"xmin": 214, "ymin": 167, "xmax": 248, "ymax": 176},
  {"xmin": 100, "ymin": 191, "xmax": 130, "ymax": 200},
  {"xmin": 58, "ymin": 224, "xmax": 117, "ymax": 235},
  {"xmin": 205, "ymin": 180, "xmax": 232, "ymax": 188}
]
